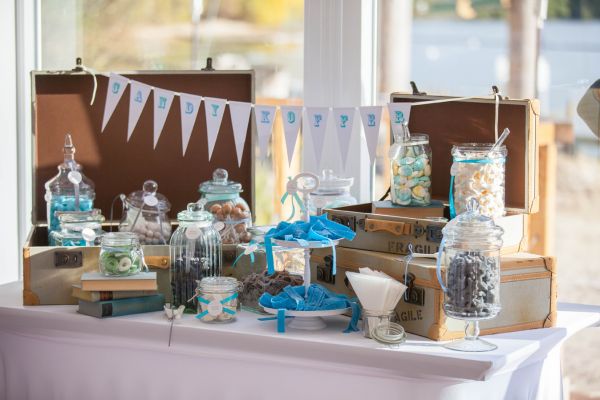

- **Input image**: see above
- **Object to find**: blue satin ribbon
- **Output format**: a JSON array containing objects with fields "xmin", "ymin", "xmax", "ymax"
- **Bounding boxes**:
[
  {"xmin": 232, "ymin": 240, "xmax": 258, "ymax": 267},
  {"xmin": 195, "ymin": 293, "xmax": 239, "ymax": 319},
  {"xmin": 280, "ymin": 184, "xmax": 306, "ymax": 222}
]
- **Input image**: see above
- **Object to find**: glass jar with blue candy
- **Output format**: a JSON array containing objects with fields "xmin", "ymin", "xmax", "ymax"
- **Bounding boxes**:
[
  {"xmin": 45, "ymin": 134, "xmax": 95, "ymax": 245},
  {"xmin": 50, "ymin": 209, "xmax": 105, "ymax": 246}
]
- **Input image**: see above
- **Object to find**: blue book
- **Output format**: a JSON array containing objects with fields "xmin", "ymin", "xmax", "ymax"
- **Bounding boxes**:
[{"xmin": 77, "ymin": 294, "xmax": 165, "ymax": 318}]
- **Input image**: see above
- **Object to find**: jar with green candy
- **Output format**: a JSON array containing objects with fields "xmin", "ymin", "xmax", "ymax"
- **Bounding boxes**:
[{"xmin": 99, "ymin": 232, "xmax": 146, "ymax": 276}]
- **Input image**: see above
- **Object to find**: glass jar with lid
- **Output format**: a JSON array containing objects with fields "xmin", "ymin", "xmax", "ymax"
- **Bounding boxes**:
[
  {"xmin": 45, "ymin": 134, "xmax": 95, "ymax": 245},
  {"xmin": 309, "ymin": 170, "xmax": 357, "ymax": 215},
  {"xmin": 99, "ymin": 232, "xmax": 146, "ymax": 276},
  {"xmin": 195, "ymin": 277, "xmax": 241, "ymax": 323},
  {"xmin": 450, "ymin": 143, "xmax": 507, "ymax": 219},
  {"xmin": 51, "ymin": 209, "xmax": 105, "ymax": 246},
  {"xmin": 389, "ymin": 121, "xmax": 432, "ymax": 206},
  {"xmin": 436, "ymin": 199, "xmax": 504, "ymax": 352},
  {"xmin": 170, "ymin": 202, "xmax": 222, "ymax": 311},
  {"xmin": 198, "ymin": 168, "xmax": 252, "ymax": 244},
  {"xmin": 118, "ymin": 180, "xmax": 172, "ymax": 245}
]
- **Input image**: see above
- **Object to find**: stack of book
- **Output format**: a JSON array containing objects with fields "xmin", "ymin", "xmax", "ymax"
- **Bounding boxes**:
[{"xmin": 75, "ymin": 272, "xmax": 164, "ymax": 318}]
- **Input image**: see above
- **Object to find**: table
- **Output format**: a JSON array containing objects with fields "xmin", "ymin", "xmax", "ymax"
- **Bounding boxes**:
[{"xmin": 1, "ymin": 281, "xmax": 599, "ymax": 400}]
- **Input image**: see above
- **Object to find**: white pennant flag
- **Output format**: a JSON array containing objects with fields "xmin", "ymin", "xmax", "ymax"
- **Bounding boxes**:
[
  {"xmin": 280, "ymin": 106, "xmax": 302, "ymax": 166},
  {"xmin": 387, "ymin": 102, "xmax": 412, "ymax": 138},
  {"xmin": 179, "ymin": 93, "xmax": 202, "ymax": 156},
  {"xmin": 359, "ymin": 106, "xmax": 383, "ymax": 165},
  {"xmin": 152, "ymin": 88, "xmax": 175, "ymax": 149},
  {"xmin": 101, "ymin": 73, "xmax": 129, "ymax": 132},
  {"xmin": 254, "ymin": 105, "xmax": 277, "ymax": 160},
  {"xmin": 203, "ymin": 97, "xmax": 227, "ymax": 161},
  {"xmin": 332, "ymin": 107, "xmax": 356, "ymax": 168},
  {"xmin": 127, "ymin": 81, "xmax": 152, "ymax": 141},
  {"xmin": 305, "ymin": 107, "xmax": 330, "ymax": 166},
  {"xmin": 228, "ymin": 101, "xmax": 252, "ymax": 166}
]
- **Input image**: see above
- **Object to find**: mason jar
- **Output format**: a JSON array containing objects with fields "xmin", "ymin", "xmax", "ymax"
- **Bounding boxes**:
[
  {"xmin": 99, "ymin": 232, "xmax": 145, "ymax": 276},
  {"xmin": 51, "ymin": 209, "xmax": 105, "ymax": 246},
  {"xmin": 195, "ymin": 277, "xmax": 241, "ymax": 323}
]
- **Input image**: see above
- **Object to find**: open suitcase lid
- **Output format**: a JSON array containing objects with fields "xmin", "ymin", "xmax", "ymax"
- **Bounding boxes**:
[
  {"xmin": 390, "ymin": 90, "xmax": 539, "ymax": 213},
  {"xmin": 31, "ymin": 68, "xmax": 255, "ymax": 224}
]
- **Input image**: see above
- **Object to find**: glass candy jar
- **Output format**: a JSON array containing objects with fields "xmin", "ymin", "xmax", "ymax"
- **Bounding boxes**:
[
  {"xmin": 389, "ymin": 122, "xmax": 432, "ymax": 206},
  {"xmin": 51, "ymin": 209, "xmax": 105, "ymax": 246},
  {"xmin": 170, "ymin": 203, "xmax": 222, "ymax": 311},
  {"xmin": 45, "ymin": 134, "xmax": 95, "ymax": 244},
  {"xmin": 436, "ymin": 199, "xmax": 504, "ymax": 352},
  {"xmin": 309, "ymin": 170, "xmax": 357, "ymax": 215},
  {"xmin": 118, "ymin": 180, "xmax": 172, "ymax": 245},
  {"xmin": 99, "ymin": 232, "xmax": 146, "ymax": 276},
  {"xmin": 450, "ymin": 144, "xmax": 507, "ymax": 219},
  {"xmin": 195, "ymin": 277, "xmax": 241, "ymax": 323},
  {"xmin": 199, "ymin": 168, "xmax": 252, "ymax": 244}
]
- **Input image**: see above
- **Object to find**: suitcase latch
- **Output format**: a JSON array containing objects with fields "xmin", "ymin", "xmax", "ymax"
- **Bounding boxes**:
[
  {"xmin": 402, "ymin": 272, "xmax": 425, "ymax": 306},
  {"xmin": 330, "ymin": 215, "xmax": 356, "ymax": 232},
  {"xmin": 54, "ymin": 251, "xmax": 83, "ymax": 268},
  {"xmin": 426, "ymin": 225, "xmax": 443, "ymax": 243},
  {"xmin": 316, "ymin": 255, "xmax": 335, "ymax": 285}
]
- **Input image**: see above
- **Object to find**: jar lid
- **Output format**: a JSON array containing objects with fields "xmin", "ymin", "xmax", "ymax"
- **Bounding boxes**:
[
  {"xmin": 311, "ymin": 170, "xmax": 354, "ymax": 194},
  {"xmin": 198, "ymin": 276, "xmax": 240, "ymax": 293},
  {"xmin": 58, "ymin": 209, "xmax": 104, "ymax": 230},
  {"xmin": 198, "ymin": 169, "xmax": 243, "ymax": 195},
  {"xmin": 177, "ymin": 202, "xmax": 214, "ymax": 224},
  {"xmin": 101, "ymin": 231, "xmax": 139, "ymax": 246},
  {"xmin": 393, "ymin": 133, "xmax": 429, "ymax": 145},
  {"xmin": 452, "ymin": 143, "xmax": 507, "ymax": 160},
  {"xmin": 443, "ymin": 199, "xmax": 504, "ymax": 239},
  {"xmin": 125, "ymin": 180, "xmax": 171, "ymax": 212}
]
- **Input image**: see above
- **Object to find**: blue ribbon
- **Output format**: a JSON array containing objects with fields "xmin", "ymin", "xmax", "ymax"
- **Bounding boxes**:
[
  {"xmin": 280, "ymin": 181, "xmax": 306, "ymax": 222},
  {"xmin": 195, "ymin": 293, "xmax": 239, "ymax": 319},
  {"xmin": 232, "ymin": 241, "xmax": 258, "ymax": 267}
]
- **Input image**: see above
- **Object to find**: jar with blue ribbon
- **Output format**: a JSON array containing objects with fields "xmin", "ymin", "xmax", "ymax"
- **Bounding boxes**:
[{"xmin": 195, "ymin": 277, "xmax": 241, "ymax": 323}]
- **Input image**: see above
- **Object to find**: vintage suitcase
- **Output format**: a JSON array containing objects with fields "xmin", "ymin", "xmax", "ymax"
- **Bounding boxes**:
[
  {"xmin": 327, "ymin": 91, "xmax": 539, "ymax": 256},
  {"xmin": 23, "ymin": 67, "xmax": 254, "ymax": 305},
  {"xmin": 311, "ymin": 247, "xmax": 557, "ymax": 341}
]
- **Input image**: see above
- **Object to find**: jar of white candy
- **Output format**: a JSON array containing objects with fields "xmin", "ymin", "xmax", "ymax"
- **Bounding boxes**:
[
  {"xmin": 450, "ymin": 144, "xmax": 507, "ymax": 219},
  {"xmin": 389, "ymin": 121, "xmax": 432, "ymax": 206},
  {"xmin": 118, "ymin": 180, "xmax": 172, "ymax": 245},
  {"xmin": 195, "ymin": 277, "xmax": 240, "ymax": 323}
]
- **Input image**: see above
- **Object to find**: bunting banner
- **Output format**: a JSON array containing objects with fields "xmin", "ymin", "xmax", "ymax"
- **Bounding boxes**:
[
  {"xmin": 305, "ymin": 107, "xmax": 330, "ymax": 166},
  {"xmin": 254, "ymin": 105, "xmax": 277, "ymax": 160},
  {"xmin": 280, "ymin": 105, "xmax": 302, "ymax": 166},
  {"xmin": 152, "ymin": 88, "xmax": 175, "ymax": 149},
  {"xmin": 359, "ymin": 106, "xmax": 383, "ymax": 165},
  {"xmin": 387, "ymin": 103, "xmax": 412, "ymax": 138},
  {"xmin": 101, "ymin": 73, "xmax": 129, "ymax": 132},
  {"xmin": 203, "ymin": 97, "xmax": 227, "ymax": 161},
  {"xmin": 228, "ymin": 101, "xmax": 252, "ymax": 166},
  {"xmin": 127, "ymin": 81, "xmax": 152, "ymax": 141},
  {"xmin": 179, "ymin": 93, "xmax": 202, "ymax": 156},
  {"xmin": 332, "ymin": 107, "xmax": 356, "ymax": 168}
]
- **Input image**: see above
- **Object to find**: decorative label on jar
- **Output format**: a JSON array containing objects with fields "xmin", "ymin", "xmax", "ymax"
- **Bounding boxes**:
[
  {"xmin": 213, "ymin": 221, "xmax": 225, "ymax": 232},
  {"xmin": 185, "ymin": 226, "xmax": 202, "ymax": 240},
  {"xmin": 143, "ymin": 195, "xmax": 159, "ymax": 207},
  {"xmin": 207, "ymin": 299, "xmax": 224, "ymax": 317},
  {"xmin": 67, "ymin": 171, "xmax": 82, "ymax": 185}
]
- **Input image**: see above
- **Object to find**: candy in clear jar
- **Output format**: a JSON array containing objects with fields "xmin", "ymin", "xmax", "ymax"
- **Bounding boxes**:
[
  {"xmin": 50, "ymin": 209, "xmax": 105, "ymax": 246},
  {"xmin": 195, "ymin": 277, "xmax": 240, "ymax": 323},
  {"xmin": 99, "ymin": 232, "xmax": 146, "ymax": 276}
]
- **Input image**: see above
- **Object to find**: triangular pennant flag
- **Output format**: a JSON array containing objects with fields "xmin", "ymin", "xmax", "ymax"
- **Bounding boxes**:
[
  {"xmin": 305, "ymin": 107, "xmax": 330, "ymax": 166},
  {"xmin": 101, "ymin": 73, "xmax": 129, "ymax": 132},
  {"xmin": 387, "ymin": 103, "xmax": 412, "ymax": 138},
  {"xmin": 228, "ymin": 101, "xmax": 252, "ymax": 166},
  {"xmin": 332, "ymin": 107, "xmax": 356, "ymax": 168},
  {"xmin": 280, "ymin": 106, "xmax": 302, "ymax": 166},
  {"xmin": 127, "ymin": 81, "xmax": 152, "ymax": 141},
  {"xmin": 203, "ymin": 97, "xmax": 227, "ymax": 160},
  {"xmin": 254, "ymin": 105, "xmax": 277, "ymax": 160},
  {"xmin": 152, "ymin": 88, "xmax": 175, "ymax": 149},
  {"xmin": 179, "ymin": 93, "xmax": 202, "ymax": 156},
  {"xmin": 359, "ymin": 106, "xmax": 383, "ymax": 165}
]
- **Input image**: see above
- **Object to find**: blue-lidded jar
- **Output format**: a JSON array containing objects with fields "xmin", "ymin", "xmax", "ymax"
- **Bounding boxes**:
[{"xmin": 45, "ymin": 134, "xmax": 95, "ymax": 245}]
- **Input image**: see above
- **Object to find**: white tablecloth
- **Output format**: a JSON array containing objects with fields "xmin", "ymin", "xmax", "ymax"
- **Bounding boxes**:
[{"xmin": 1, "ymin": 281, "xmax": 599, "ymax": 400}]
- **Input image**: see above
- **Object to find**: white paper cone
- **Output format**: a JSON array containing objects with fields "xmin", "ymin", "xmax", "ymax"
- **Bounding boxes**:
[
  {"xmin": 305, "ymin": 107, "xmax": 330, "ymax": 166},
  {"xmin": 387, "ymin": 103, "xmax": 412, "ymax": 138},
  {"xmin": 127, "ymin": 81, "xmax": 152, "ymax": 141},
  {"xmin": 254, "ymin": 105, "xmax": 277, "ymax": 160},
  {"xmin": 228, "ymin": 101, "xmax": 253, "ymax": 166},
  {"xmin": 152, "ymin": 88, "xmax": 175, "ymax": 149},
  {"xmin": 203, "ymin": 97, "xmax": 227, "ymax": 160},
  {"xmin": 346, "ymin": 272, "xmax": 388, "ymax": 312},
  {"xmin": 280, "ymin": 105, "xmax": 302, "ymax": 166},
  {"xmin": 332, "ymin": 107, "xmax": 356, "ymax": 168},
  {"xmin": 101, "ymin": 73, "xmax": 129, "ymax": 132},
  {"xmin": 179, "ymin": 93, "xmax": 202, "ymax": 156},
  {"xmin": 359, "ymin": 106, "xmax": 383, "ymax": 166}
]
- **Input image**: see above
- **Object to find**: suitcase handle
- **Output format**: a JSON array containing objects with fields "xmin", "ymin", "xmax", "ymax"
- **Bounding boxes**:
[
  {"xmin": 144, "ymin": 256, "xmax": 170, "ymax": 270},
  {"xmin": 364, "ymin": 218, "xmax": 412, "ymax": 236}
]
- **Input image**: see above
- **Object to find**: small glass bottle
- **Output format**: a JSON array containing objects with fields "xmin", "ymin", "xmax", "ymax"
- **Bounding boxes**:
[
  {"xmin": 450, "ymin": 144, "xmax": 507, "ymax": 219},
  {"xmin": 198, "ymin": 168, "xmax": 252, "ymax": 244},
  {"xmin": 51, "ymin": 209, "xmax": 105, "ymax": 246},
  {"xmin": 170, "ymin": 203, "xmax": 223, "ymax": 311},
  {"xmin": 45, "ymin": 134, "xmax": 95, "ymax": 244},
  {"xmin": 118, "ymin": 180, "xmax": 172, "ymax": 245},
  {"xmin": 309, "ymin": 170, "xmax": 357, "ymax": 215},
  {"xmin": 99, "ymin": 232, "xmax": 146, "ymax": 276},
  {"xmin": 389, "ymin": 122, "xmax": 432, "ymax": 206},
  {"xmin": 437, "ymin": 199, "xmax": 504, "ymax": 352},
  {"xmin": 195, "ymin": 277, "xmax": 241, "ymax": 323}
]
